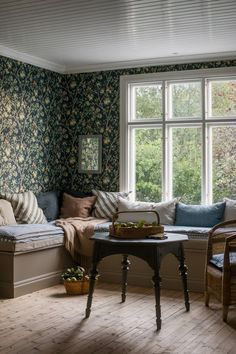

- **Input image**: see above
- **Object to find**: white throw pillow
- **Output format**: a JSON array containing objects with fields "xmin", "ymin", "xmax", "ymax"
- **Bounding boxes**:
[
  {"xmin": 224, "ymin": 198, "xmax": 236, "ymax": 220},
  {"xmin": 117, "ymin": 197, "xmax": 178, "ymax": 225},
  {"xmin": 153, "ymin": 199, "xmax": 179, "ymax": 225}
]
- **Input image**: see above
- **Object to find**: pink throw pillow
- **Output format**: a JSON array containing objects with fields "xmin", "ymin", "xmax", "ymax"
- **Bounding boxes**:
[{"xmin": 60, "ymin": 193, "xmax": 97, "ymax": 218}]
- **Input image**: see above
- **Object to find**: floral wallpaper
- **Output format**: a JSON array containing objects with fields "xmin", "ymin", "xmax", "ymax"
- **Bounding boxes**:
[
  {"xmin": 0, "ymin": 56, "xmax": 69, "ymax": 193},
  {"xmin": 1, "ymin": 54, "xmax": 236, "ymax": 194}
]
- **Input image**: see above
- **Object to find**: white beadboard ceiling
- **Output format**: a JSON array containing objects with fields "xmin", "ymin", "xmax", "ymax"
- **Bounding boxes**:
[{"xmin": 0, "ymin": 0, "xmax": 236, "ymax": 73}]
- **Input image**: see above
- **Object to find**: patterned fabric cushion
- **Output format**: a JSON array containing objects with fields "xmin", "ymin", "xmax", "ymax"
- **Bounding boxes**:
[
  {"xmin": 0, "ymin": 191, "xmax": 47, "ymax": 224},
  {"xmin": 210, "ymin": 253, "xmax": 236, "ymax": 270},
  {"xmin": 92, "ymin": 190, "xmax": 130, "ymax": 220}
]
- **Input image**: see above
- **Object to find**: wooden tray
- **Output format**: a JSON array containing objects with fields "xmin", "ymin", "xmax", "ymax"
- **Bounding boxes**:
[{"xmin": 109, "ymin": 210, "xmax": 164, "ymax": 239}]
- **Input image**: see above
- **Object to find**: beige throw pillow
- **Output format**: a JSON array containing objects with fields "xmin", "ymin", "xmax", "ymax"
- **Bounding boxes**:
[
  {"xmin": 117, "ymin": 197, "xmax": 178, "ymax": 225},
  {"xmin": 224, "ymin": 198, "xmax": 236, "ymax": 220},
  {"xmin": 0, "ymin": 199, "xmax": 17, "ymax": 226},
  {"xmin": 60, "ymin": 193, "xmax": 97, "ymax": 218}
]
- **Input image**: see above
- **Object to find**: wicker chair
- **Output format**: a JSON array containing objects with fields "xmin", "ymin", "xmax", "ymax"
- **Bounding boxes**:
[{"xmin": 205, "ymin": 219, "xmax": 236, "ymax": 321}]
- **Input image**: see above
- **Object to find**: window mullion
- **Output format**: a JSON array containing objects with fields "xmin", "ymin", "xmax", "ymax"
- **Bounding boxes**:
[
  {"xmin": 129, "ymin": 126, "xmax": 136, "ymax": 200},
  {"xmin": 162, "ymin": 80, "xmax": 167, "ymax": 201},
  {"xmin": 207, "ymin": 126, "xmax": 213, "ymax": 204},
  {"xmin": 201, "ymin": 78, "xmax": 207, "ymax": 204}
]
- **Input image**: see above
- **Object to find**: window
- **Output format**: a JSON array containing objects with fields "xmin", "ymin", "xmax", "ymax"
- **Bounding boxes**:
[{"xmin": 120, "ymin": 68, "xmax": 236, "ymax": 204}]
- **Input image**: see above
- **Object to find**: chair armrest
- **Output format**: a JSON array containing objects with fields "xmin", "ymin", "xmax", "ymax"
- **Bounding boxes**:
[
  {"xmin": 207, "ymin": 220, "xmax": 236, "ymax": 263},
  {"xmin": 210, "ymin": 219, "xmax": 236, "ymax": 234}
]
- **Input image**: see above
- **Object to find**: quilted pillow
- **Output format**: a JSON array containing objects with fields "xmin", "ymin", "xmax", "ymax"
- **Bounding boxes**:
[
  {"xmin": 0, "ymin": 191, "xmax": 47, "ymax": 224},
  {"xmin": 92, "ymin": 190, "xmax": 130, "ymax": 220},
  {"xmin": 0, "ymin": 199, "xmax": 17, "ymax": 226}
]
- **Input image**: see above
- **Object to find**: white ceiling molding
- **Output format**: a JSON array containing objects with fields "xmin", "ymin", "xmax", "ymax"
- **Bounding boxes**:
[
  {"xmin": 64, "ymin": 52, "xmax": 236, "ymax": 74},
  {"xmin": 0, "ymin": 46, "xmax": 235, "ymax": 75},
  {"xmin": 0, "ymin": 45, "xmax": 65, "ymax": 73}
]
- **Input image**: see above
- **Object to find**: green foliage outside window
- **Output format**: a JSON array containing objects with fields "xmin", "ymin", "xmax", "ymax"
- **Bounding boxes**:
[
  {"xmin": 135, "ymin": 85, "xmax": 162, "ymax": 119},
  {"xmin": 135, "ymin": 128, "xmax": 162, "ymax": 201},
  {"xmin": 134, "ymin": 80, "xmax": 236, "ymax": 203},
  {"xmin": 171, "ymin": 82, "xmax": 201, "ymax": 118},
  {"xmin": 211, "ymin": 81, "xmax": 236, "ymax": 117}
]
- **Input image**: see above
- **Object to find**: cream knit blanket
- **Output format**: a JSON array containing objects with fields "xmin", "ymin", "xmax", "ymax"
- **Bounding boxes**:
[{"xmin": 55, "ymin": 217, "xmax": 108, "ymax": 263}]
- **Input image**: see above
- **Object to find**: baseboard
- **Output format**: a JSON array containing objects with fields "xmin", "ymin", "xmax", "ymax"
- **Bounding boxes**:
[{"xmin": 0, "ymin": 270, "xmax": 62, "ymax": 299}]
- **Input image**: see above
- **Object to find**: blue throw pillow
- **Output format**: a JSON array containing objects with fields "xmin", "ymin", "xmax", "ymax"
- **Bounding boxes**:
[
  {"xmin": 36, "ymin": 191, "xmax": 60, "ymax": 222},
  {"xmin": 175, "ymin": 202, "xmax": 226, "ymax": 227}
]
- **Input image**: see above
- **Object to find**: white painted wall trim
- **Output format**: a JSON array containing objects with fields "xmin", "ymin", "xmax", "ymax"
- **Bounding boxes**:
[
  {"xmin": 0, "ymin": 44, "xmax": 235, "ymax": 74},
  {"xmin": 0, "ymin": 45, "xmax": 65, "ymax": 73},
  {"xmin": 64, "ymin": 52, "xmax": 236, "ymax": 74}
]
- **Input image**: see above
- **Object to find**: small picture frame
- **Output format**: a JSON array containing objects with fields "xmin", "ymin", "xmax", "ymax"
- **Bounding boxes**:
[{"xmin": 78, "ymin": 135, "xmax": 102, "ymax": 174}]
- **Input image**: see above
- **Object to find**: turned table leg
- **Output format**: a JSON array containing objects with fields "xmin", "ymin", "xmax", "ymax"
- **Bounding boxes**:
[
  {"xmin": 121, "ymin": 254, "xmax": 130, "ymax": 303},
  {"xmin": 85, "ymin": 262, "xmax": 99, "ymax": 318},
  {"xmin": 152, "ymin": 267, "xmax": 162, "ymax": 330},
  {"xmin": 178, "ymin": 244, "xmax": 190, "ymax": 312}
]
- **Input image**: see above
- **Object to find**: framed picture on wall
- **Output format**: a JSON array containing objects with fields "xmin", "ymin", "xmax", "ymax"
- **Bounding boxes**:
[{"xmin": 78, "ymin": 135, "xmax": 102, "ymax": 174}]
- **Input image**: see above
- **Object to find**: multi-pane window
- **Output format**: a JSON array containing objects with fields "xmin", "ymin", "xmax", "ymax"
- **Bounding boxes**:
[{"xmin": 120, "ymin": 70, "xmax": 236, "ymax": 204}]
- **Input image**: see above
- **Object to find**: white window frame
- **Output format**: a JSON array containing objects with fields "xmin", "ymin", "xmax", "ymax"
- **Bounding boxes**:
[{"xmin": 120, "ymin": 67, "xmax": 236, "ymax": 203}]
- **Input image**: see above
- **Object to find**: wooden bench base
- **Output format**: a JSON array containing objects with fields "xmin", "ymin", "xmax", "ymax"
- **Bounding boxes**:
[{"xmin": 0, "ymin": 246, "xmax": 73, "ymax": 298}]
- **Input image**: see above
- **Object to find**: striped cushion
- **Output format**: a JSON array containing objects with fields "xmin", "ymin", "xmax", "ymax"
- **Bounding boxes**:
[
  {"xmin": 0, "ymin": 191, "xmax": 47, "ymax": 224},
  {"xmin": 92, "ymin": 190, "xmax": 130, "ymax": 220}
]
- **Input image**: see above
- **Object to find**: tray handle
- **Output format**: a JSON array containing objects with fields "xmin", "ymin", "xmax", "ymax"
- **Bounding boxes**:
[{"xmin": 112, "ymin": 210, "xmax": 160, "ymax": 228}]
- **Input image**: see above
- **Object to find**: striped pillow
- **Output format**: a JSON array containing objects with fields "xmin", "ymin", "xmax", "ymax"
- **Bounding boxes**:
[
  {"xmin": 92, "ymin": 190, "xmax": 130, "ymax": 220},
  {"xmin": 0, "ymin": 191, "xmax": 47, "ymax": 224}
]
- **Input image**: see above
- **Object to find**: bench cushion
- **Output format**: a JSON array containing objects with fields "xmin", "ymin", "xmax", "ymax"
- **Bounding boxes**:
[
  {"xmin": 0, "ymin": 223, "xmax": 64, "ymax": 252},
  {"xmin": 94, "ymin": 222, "xmax": 210, "ymax": 240}
]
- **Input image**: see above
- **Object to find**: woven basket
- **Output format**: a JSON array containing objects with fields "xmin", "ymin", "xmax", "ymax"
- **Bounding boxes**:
[
  {"xmin": 64, "ymin": 279, "xmax": 89, "ymax": 295},
  {"xmin": 109, "ymin": 210, "xmax": 164, "ymax": 239}
]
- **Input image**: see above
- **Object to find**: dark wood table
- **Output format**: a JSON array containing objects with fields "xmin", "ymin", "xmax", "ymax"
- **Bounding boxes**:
[{"xmin": 85, "ymin": 232, "xmax": 190, "ymax": 330}]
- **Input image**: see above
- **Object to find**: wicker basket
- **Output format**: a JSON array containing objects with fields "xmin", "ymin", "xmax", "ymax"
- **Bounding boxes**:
[
  {"xmin": 64, "ymin": 279, "xmax": 89, "ymax": 295},
  {"xmin": 109, "ymin": 210, "xmax": 164, "ymax": 239}
]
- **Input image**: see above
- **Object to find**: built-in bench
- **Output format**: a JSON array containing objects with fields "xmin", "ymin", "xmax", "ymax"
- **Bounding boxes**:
[
  {"xmin": 1, "ymin": 190, "xmax": 233, "ymax": 298},
  {"xmin": 0, "ymin": 222, "xmax": 209, "ymax": 298}
]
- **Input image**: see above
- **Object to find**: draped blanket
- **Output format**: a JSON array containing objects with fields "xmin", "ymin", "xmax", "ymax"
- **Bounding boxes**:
[{"xmin": 55, "ymin": 217, "xmax": 108, "ymax": 266}]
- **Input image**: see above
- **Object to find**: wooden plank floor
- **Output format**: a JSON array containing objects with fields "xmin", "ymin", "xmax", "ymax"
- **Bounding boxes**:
[{"xmin": 0, "ymin": 283, "xmax": 236, "ymax": 354}]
